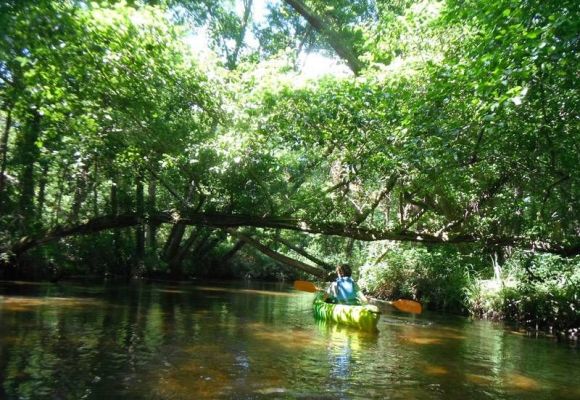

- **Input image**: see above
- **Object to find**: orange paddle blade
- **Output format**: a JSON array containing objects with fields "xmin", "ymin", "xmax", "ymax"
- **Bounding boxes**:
[
  {"xmin": 294, "ymin": 280, "xmax": 319, "ymax": 292},
  {"xmin": 390, "ymin": 299, "xmax": 422, "ymax": 314}
]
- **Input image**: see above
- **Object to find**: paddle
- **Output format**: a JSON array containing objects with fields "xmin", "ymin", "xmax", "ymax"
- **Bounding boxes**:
[
  {"xmin": 293, "ymin": 280, "xmax": 422, "ymax": 314},
  {"xmin": 293, "ymin": 280, "xmax": 321, "ymax": 293}
]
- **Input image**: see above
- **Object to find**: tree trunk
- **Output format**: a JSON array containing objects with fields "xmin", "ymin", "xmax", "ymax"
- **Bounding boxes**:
[
  {"xmin": 228, "ymin": 0, "xmax": 253, "ymax": 69},
  {"xmin": 161, "ymin": 178, "xmax": 199, "ymax": 262},
  {"xmin": 17, "ymin": 111, "xmax": 41, "ymax": 225},
  {"xmin": 491, "ymin": 251, "xmax": 503, "ymax": 284},
  {"xmin": 274, "ymin": 236, "xmax": 333, "ymax": 270},
  {"xmin": 70, "ymin": 162, "xmax": 90, "ymax": 221},
  {"xmin": 162, "ymin": 222, "xmax": 187, "ymax": 262},
  {"xmin": 168, "ymin": 227, "xmax": 201, "ymax": 277},
  {"xmin": 36, "ymin": 161, "xmax": 49, "ymax": 218},
  {"xmin": 135, "ymin": 176, "xmax": 145, "ymax": 277},
  {"xmin": 146, "ymin": 178, "xmax": 157, "ymax": 251},
  {"xmin": 197, "ymin": 235, "xmax": 224, "ymax": 259},
  {"xmin": 220, "ymin": 240, "xmax": 245, "ymax": 264},
  {"xmin": 110, "ymin": 182, "xmax": 120, "ymax": 276},
  {"xmin": 226, "ymin": 229, "xmax": 328, "ymax": 278},
  {"xmin": 284, "ymin": 0, "xmax": 363, "ymax": 75},
  {"xmin": 191, "ymin": 230, "xmax": 212, "ymax": 258},
  {"xmin": 295, "ymin": 26, "xmax": 313, "ymax": 69},
  {"xmin": 92, "ymin": 160, "xmax": 99, "ymax": 216},
  {"xmin": 52, "ymin": 165, "xmax": 67, "ymax": 224},
  {"xmin": 4, "ymin": 212, "xmax": 580, "ymax": 260},
  {"xmin": 0, "ymin": 104, "xmax": 13, "ymax": 203}
]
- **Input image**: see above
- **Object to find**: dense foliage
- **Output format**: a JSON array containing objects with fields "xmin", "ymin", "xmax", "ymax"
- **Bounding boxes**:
[{"xmin": 0, "ymin": 0, "xmax": 578, "ymax": 333}]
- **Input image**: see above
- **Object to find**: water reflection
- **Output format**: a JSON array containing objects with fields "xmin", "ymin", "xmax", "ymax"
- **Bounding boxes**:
[
  {"xmin": 504, "ymin": 372, "xmax": 540, "ymax": 391},
  {"xmin": 193, "ymin": 285, "xmax": 300, "ymax": 297},
  {"xmin": 0, "ymin": 280, "xmax": 579, "ymax": 399},
  {"xmin": 0, "ymin": 295, "xmax": 103, "ymax": 312},
  {"xmin": 422, "ymin": 364, "xmax": 449, "ymax": 376}
]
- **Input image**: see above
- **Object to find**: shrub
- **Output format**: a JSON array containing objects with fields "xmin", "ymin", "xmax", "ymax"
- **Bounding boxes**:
[
  {"xmin": 467, "ymin": 253, "xmax": 580, "ymax": 335},
  {"xmin": 359, "ymin": 246, "xmax": 476, "ymax": 313}
]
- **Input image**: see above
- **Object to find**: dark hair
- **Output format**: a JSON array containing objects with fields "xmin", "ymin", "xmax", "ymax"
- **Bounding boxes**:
[{"xmin": 336, "ymin": 264, "xmax": 352, "ymax": 277}]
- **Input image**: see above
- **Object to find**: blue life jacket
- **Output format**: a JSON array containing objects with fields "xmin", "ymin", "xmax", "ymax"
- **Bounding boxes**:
[{"xmin": 335, "ymin": 276, "xmax": 358, "ymax": 303}]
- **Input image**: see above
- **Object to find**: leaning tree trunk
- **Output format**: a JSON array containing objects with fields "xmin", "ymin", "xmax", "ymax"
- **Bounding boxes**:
[
  {"xmin": 167, "ymin": 227, "xmax": 201, "ymax": 278},
  {"xmin": 162, "ymin": 223, "xmax": 187, "ymax": 262},
  {"xmin": 197, "ymin": 236, "xmax": 222, "ymax": 260},
  {"xmin": 226, "ymin": 229, "xmax": 328, "ymax": 279},
  {"xmin": 219, "ymin": 240, "xmax": 246, "ymax": 264},
  {"xmin": 275, "ymin": 236, "xmax": 333, "ymax": 270},
  {"xmin": 284, "ymin": 0, "xmax": 363, "ymax": 75}
]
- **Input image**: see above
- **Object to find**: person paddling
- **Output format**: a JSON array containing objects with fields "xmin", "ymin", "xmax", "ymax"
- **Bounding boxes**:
[{"xmin": 325, "ymin": 264, "xmax": 367, "ymax": 305}]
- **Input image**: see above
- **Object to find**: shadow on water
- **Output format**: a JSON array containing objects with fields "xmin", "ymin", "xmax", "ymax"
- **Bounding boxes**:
[{"xmin": 0, "ymin": 280, "xmax": 579, "ymax": 399}]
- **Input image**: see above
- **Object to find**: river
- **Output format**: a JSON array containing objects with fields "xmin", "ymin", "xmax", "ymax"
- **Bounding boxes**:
[{"xmin": 0, "ymin": 280, "xmax": 578, "ymax": 399}]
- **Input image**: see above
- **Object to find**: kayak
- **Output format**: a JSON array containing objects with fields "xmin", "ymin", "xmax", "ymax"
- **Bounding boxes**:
[{"xmin": 312, "ymin": 292, "xmax": 381, "ymax": 331}]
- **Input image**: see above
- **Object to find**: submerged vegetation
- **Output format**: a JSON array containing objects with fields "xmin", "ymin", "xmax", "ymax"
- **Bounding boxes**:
[{"xmin": 0, "ymin": 0, "xmax": 578, "ymax": 335}]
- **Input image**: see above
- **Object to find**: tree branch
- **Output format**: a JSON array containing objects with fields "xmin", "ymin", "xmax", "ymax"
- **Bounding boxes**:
[
  {"xmin": 284, "ymin": 0, "xmax": 363, "ymax": 75},
  {"xmin": 273, "ymin": 236, "xmax": 333, "ymax": 270},
  {"xmin": 226, "ymin": 229, "xmax": 328, "ymax": 278}
]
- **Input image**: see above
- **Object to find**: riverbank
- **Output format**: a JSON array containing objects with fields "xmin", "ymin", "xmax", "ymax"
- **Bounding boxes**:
[
  {"xmin": 359, "ymin": 248, "xmax": 579, "ymax": 342},
  {"xmin": 466, "ymin": 277, "xmax": 579, "ymax": 342}
]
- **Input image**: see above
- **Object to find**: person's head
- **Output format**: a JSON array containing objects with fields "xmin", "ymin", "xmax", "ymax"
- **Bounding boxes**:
[{"xmin": 336, "ymin": 264, "xmax": 352, "ymax": 277}]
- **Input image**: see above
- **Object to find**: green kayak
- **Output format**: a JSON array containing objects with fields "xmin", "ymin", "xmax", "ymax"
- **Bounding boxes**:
[{"xmin": 313, "ymin": 293, "xmax": 381, "ymax": 331}]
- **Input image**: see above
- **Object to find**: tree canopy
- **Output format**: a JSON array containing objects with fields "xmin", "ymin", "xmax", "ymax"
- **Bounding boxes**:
[{"xmin": 0, "ymin": 0, "xmax": 578, "ymax": 284}]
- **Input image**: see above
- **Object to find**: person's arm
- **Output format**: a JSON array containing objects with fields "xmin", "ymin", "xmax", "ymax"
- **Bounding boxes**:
[
  {"xmin": 324, "ymin": 282, "xmax": 337, "ymax": 301},
  {"xmin": 355, "ymin": 282, "xmax": 368, "ymax": 303}
]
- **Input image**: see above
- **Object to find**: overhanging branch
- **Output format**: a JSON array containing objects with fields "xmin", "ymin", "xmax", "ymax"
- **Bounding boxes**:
[{"xmin": 3, "ymin": 211, "xmax": 579, "ymax": 258}]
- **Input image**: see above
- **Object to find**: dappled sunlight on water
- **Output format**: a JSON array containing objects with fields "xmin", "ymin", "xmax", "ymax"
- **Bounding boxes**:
[
  {"xmin": 249, "ymin": 324, "xmax": 324, "ymax": 350},
  {"xmin": 152, "ymin": 351, "xmax": 235, "ymax": 399},
  {"xmin": 400, "ymin": 335, "xmax": 443, "ymax": 345},
  {"xmin": 465, "ymin": 372, "xmax": 496, "ymax": 386},
  {"xmin": 0, "ymin": 280, "xmax": 578, "ymax": 399},
  {"xmin": 504, "ymin": 372, "xmax": 541, "ymax": 391},
  {"xmin": 0, "ymin": 280, "xmax": 48, "ymax": 286},
  {"xmin": 426, "ymin": 327, "xmax": 467, "ymax": 340},
  {"xmin": 422, "ymin": 364, "xmax": 449, "ymax": 376},
  {"xmin": 0, "ymin": 295, "xmax": 103, "ymax": 312},
  {"xmin": 155, "ymin": 288, "xmax": 189, "ymax": 294}
]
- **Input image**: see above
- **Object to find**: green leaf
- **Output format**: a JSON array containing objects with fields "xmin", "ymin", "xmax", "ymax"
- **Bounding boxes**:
[
  {"xmin": 15, "ymin": 56, "xmax": 30, "ymax": 67},
  {"xmin": 525, "ymin": 31, "xmax": 540, "ymax": 39}
]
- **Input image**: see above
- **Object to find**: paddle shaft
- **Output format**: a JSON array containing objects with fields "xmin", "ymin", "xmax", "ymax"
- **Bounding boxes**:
[{"xmin": 294, "ymin": 280, "xmax": 422, "ymax": 314}]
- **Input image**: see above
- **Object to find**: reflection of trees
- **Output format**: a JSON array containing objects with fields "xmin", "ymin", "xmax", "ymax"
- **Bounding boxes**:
[
  {"xmin": 1, "ymin": 298, "xmax": 106, "ymax": 398},
  {"xmin": 0, "ymin": 283, "xmax": 166, "ymax": 398}
]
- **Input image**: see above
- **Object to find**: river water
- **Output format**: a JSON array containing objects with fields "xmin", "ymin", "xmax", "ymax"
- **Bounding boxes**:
[{"xmin": 0, "ymin": 280, "xmax": 578, "ymax": 399}]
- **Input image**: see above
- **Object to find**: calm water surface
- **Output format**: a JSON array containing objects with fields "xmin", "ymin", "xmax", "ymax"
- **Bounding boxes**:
[{"xmin": 0, "ymin": 280, "xmax": 578, "ymax": 399}]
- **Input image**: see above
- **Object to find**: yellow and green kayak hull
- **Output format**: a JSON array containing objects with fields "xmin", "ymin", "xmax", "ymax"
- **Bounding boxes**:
[{"xmin": 313, "ymin": 293, "xmax": 381, "ymax": 331}]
